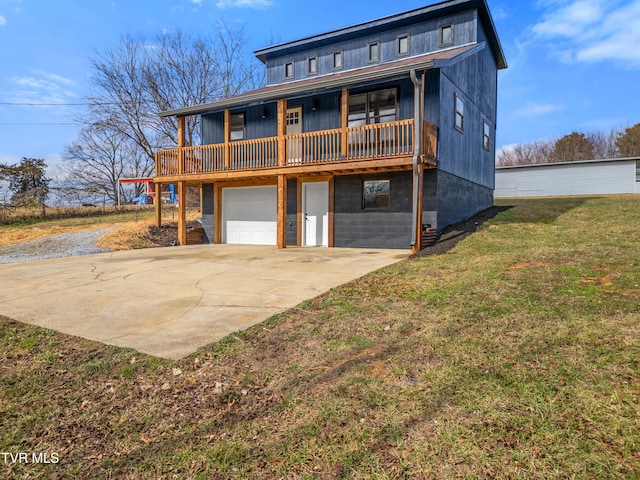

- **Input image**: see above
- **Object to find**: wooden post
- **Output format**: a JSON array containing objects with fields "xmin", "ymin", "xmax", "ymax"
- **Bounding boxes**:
[
  {"xmin": 277, "ymin": 99, "xmax": 286, "ymax": 167},
  {"xmin": 177, "ymin": 181, "xmax": 187, "ymax": 246},
  {"xmin": 155, "ymin": 182, "xmax": 162, "ymax": 227},
  {"xmin": 177, "ymin": 116, "xmax": 185, "ymax": 175},
  {"xmin": 213, "ymin": 183, "xmax": 222, "ymax": 244},
  {"xmin": 277, "ymin": 174, "xmax": 287, "ymax": 249},
  {"xmin": 414, "ymin": 164, "xmax": 424, "ymax": 253},
  {"xmin": 341, "ymin": 88, "xmax": 348, "ymax": 159},
  {"xmin": 224, "ymin": 110, "xmax": 231, "ymax": 170}
]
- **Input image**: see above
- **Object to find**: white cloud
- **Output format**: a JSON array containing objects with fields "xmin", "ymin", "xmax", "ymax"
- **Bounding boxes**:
[
  {"xmin": 6, "ymin": 72, "xmax": 77, "ymax": 105},
  {"xmin": 532, "ymin": 0, "xmax": 640, "ymax": 68},
  {"xmin": 0, "ymin": 15, "xmax": 6, "ymax": 26},
  {"xmin": 215, "ymin": 0, "xmax": 272, "ymax": 8},
  {"xmin": 516, "ymin": 102, "xmax": 563, "ymax": 117}
]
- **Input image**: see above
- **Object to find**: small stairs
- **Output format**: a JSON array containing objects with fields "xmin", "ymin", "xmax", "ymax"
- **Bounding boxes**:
[{"xmin": 421, "ymin": 225, "xmax": 438, "ymax": 247}]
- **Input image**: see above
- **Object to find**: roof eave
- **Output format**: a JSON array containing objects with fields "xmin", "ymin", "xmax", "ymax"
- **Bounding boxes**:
[{"xmin": 160, "ymin": 43, "xmax": 480, "ymax": 118}]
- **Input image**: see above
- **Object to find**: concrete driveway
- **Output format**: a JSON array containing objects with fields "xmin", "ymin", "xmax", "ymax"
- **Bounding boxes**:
[{"xmin": 0, "ymin": 245, "xmax": 407, "ymax": 359}]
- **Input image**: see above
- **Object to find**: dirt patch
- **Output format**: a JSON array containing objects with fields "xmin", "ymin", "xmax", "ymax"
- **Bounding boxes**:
[
  {"xmin": 97, "ymin": 220, "xmax": 202, "ymax": 250},
  {"xmin": 412, "ymin": 206, "xmax": 510, "ymax": 258}
]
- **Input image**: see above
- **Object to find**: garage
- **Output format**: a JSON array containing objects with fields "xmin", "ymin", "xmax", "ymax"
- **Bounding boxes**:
[{"xmin": 222, "ymin": 186, "xmax": 277, "ymax": 245}]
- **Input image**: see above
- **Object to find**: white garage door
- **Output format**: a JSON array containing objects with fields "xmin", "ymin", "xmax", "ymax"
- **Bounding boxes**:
[{"xmin": 222, "ymin": 186, "xmax": 277, "ymax": 245}]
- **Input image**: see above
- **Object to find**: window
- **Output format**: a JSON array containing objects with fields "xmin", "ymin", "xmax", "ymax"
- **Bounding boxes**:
[
  {"xmin": 440, "ymin": 24, "xmax": 454, "ymax": 47},
  {"xmin": 333, "ymin": 51, "xmax": 343, "ymax": 70},
  {"xmin": 455, "ymin": 94, "xmax": 464, "ymax": 132},
  {"xmin": 368, "ymin": 42, "xmax": 380, "ymax": 62},
  {"xmin": 307, "ymin": 56, "xmax": 317, "ymax": 75},
  {"xmin": 397, "ymin": 35, "xmax": 409, "ymax": 56},
  {"xmin": 348, "ymin": 88, "xmax": 397, "ymax": 127},
  {"xmin": 285, "ymin": 62, "xmax": 294, "ymax": 79},
  {"xmin": 363, "ymin": 180, "xmax": 390, "ymax": 209},
  {"xmin": 230, "ymin": 113, "xmax": 245, "ymax": 141},
  {"xmin": 483, "ymin": 120, "xmax": 491, "ymax": 151}
]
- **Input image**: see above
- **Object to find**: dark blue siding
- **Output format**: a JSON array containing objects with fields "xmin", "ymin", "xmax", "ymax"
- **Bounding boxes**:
[
  {"xmin": 201, "ymin": 112, "xmax": 224, "ymax": 145},
  {"xmin": 265, "ymin": 11, "xmax": 478, "ymax": 85},
  {"xmin": 435, "ymin": 35, "xmax": 497, "ymax": 189},
  {"xmin": 201, "ymin": 81, "xmax": 417, "ymax": 145}
]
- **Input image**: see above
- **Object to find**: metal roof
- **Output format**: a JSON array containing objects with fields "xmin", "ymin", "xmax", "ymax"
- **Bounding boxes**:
[
  {"xmin": 160, "ymin": 43, "xmax": 482, "ymax": 118},
  {"xmin": 496, "ymin": 157, "xmax": 640, "ymax": 170}
]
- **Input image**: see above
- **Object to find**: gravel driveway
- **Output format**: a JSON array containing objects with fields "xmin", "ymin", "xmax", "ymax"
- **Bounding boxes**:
[{"xmin": 0, "ymin": 228, "xmax": 113, "ymax": 264}]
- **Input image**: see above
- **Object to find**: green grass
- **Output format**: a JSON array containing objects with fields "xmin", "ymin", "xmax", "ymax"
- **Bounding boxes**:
[{"xmin": 1, "ymin": 195, "xmax": 639, "ymax": 479}]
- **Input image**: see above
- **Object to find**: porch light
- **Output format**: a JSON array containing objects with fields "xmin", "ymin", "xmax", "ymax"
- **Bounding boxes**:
[
  {"xmin": 311, "ymin": 99, "xmax": 319, "ymax": 111},
  {"xmin": 261, "ymin": 107, "xmax": 269, "ymax": 119}
]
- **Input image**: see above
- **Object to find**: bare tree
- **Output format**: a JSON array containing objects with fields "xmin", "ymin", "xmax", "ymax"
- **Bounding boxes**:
[
  {"xmin": 60, "ymin": 124, "xmax": 151, "ymax": 205},
  {"xmin": 587, "ymin": 129, "xmax": 619, "ymax": 159},
  {"xmin": 496, "ymin": 139, "xmax": 555, "ymax": 166},
  {"xmin": 64, "ymin": 20, "xmax": 262, "ymax": 202}
]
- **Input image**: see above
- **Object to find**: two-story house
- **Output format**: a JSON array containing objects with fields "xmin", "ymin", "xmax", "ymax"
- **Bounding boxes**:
[{"xmin": 153, "ymin": 0, "xmax": 507, "ymax": 253}]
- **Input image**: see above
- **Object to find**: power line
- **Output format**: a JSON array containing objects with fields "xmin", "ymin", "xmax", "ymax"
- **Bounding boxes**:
[
  {"xmin": 0, "ymin": 102, "xmax": 115, "ymax": 106},
  {"xmin": 0, "ymin": 122, "xmax": 79, "ymax": 125}
]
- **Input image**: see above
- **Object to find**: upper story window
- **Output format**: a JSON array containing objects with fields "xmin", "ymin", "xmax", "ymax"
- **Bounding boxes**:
[
  {"xmin": 368, "ymin": 42, "xmax": 380, "ymax": 62},
  {"xmin": 440, "ymin": 24, "xmax": 454, "ymax": 47},
  {"xmin": 284, "ymin": 62, "xmax": 294, "ymax": 79},
  {"xmin": 307, "ymin": 56, "xmax": 317, "ymax": 75},
  {"xmin": 483, "ymin": 120, "xmax": 491, "ymax": 151},
  {"xmin": 397, "ymin": 34, "xmax": 410, "ymax": 56},
  {"xmin": 230, "ymin": 113, "xmax": 245, "ymax": 141},
  {"xmin": 455, "ymin": 94, "xmax": 464, "ymax": 132},
  {"xmin": 333, "ymin": 51, "xmax": 343, "ymax": 70},
  {"xmin": 348, "ymin": 88, "xmax": 397, "ymax": 127}
]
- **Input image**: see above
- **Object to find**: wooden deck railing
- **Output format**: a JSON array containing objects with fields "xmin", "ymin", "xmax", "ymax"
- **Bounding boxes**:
[{"xmin": 156, "ymin": 119, "xmax": 438, "ymax": 176}]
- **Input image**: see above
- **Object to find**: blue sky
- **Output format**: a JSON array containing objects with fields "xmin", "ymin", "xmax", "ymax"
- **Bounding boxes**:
[{"xmin": 1, "ymin": 0, "xmax": 639, "ymax": 171}]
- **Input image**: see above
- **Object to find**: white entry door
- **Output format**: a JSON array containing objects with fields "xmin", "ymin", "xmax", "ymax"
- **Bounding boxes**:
[
  {"xmin": 302, "ymin": 181, "xmax": 329, "ymax": 247},
  {"xmin": 286, "ymin": 106, "xmax": 303, "ymax": 165},
  {"xmin": 222, "ymin": 186, "xmax": 277, "ymax": 245}
]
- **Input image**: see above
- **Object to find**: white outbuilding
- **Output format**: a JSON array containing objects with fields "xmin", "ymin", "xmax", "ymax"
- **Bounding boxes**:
[{"xmin": 495, "ymin": 157, "xmax": 640, "ymax": 198}]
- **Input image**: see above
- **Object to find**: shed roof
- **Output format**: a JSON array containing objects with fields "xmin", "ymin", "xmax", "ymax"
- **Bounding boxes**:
[
  {"xmin": 496, "ymin": 157, "xmax": 640, "ymax": 170},
  {"xmin": 160, "ymin": 43, "xmax": 482, "ymax": 118}
]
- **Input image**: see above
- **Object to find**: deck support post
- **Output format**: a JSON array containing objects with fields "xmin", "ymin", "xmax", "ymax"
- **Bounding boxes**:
[
  {"xmin": 177, "ymin": 181, "xmax": 187, "ymax": 245},
  {"xmin": 177, "ymin": 117, "xmax": 185, "ymax": 175},
  {"xmin": 155, "ymin": 182, "xmax": 162, "ymax": 227},
  {"xmin": 277, "ymin": 174, "xmax": 287, "ymax": 248}
]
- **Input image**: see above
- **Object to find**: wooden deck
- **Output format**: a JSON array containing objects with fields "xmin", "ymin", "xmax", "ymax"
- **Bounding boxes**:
[{"xmin": 155, "ymin": 120, "xmax": 437, "ymax": 182}]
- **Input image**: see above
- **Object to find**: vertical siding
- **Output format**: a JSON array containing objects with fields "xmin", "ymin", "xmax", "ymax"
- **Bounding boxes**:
[
  {"xmin": 265, "ymin": 11, "xmax": 477, "ymax": 86},
  {"xmin": 201, "ymin": 112, "xmax": 224, "ymax": 145},
  {"xmin": 436, "ymin": 29, "xmax": 497, "ymax": 189},
  {"xmin": 495, "ymin": 160, "xmax": 637, "ymax": 197}
]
